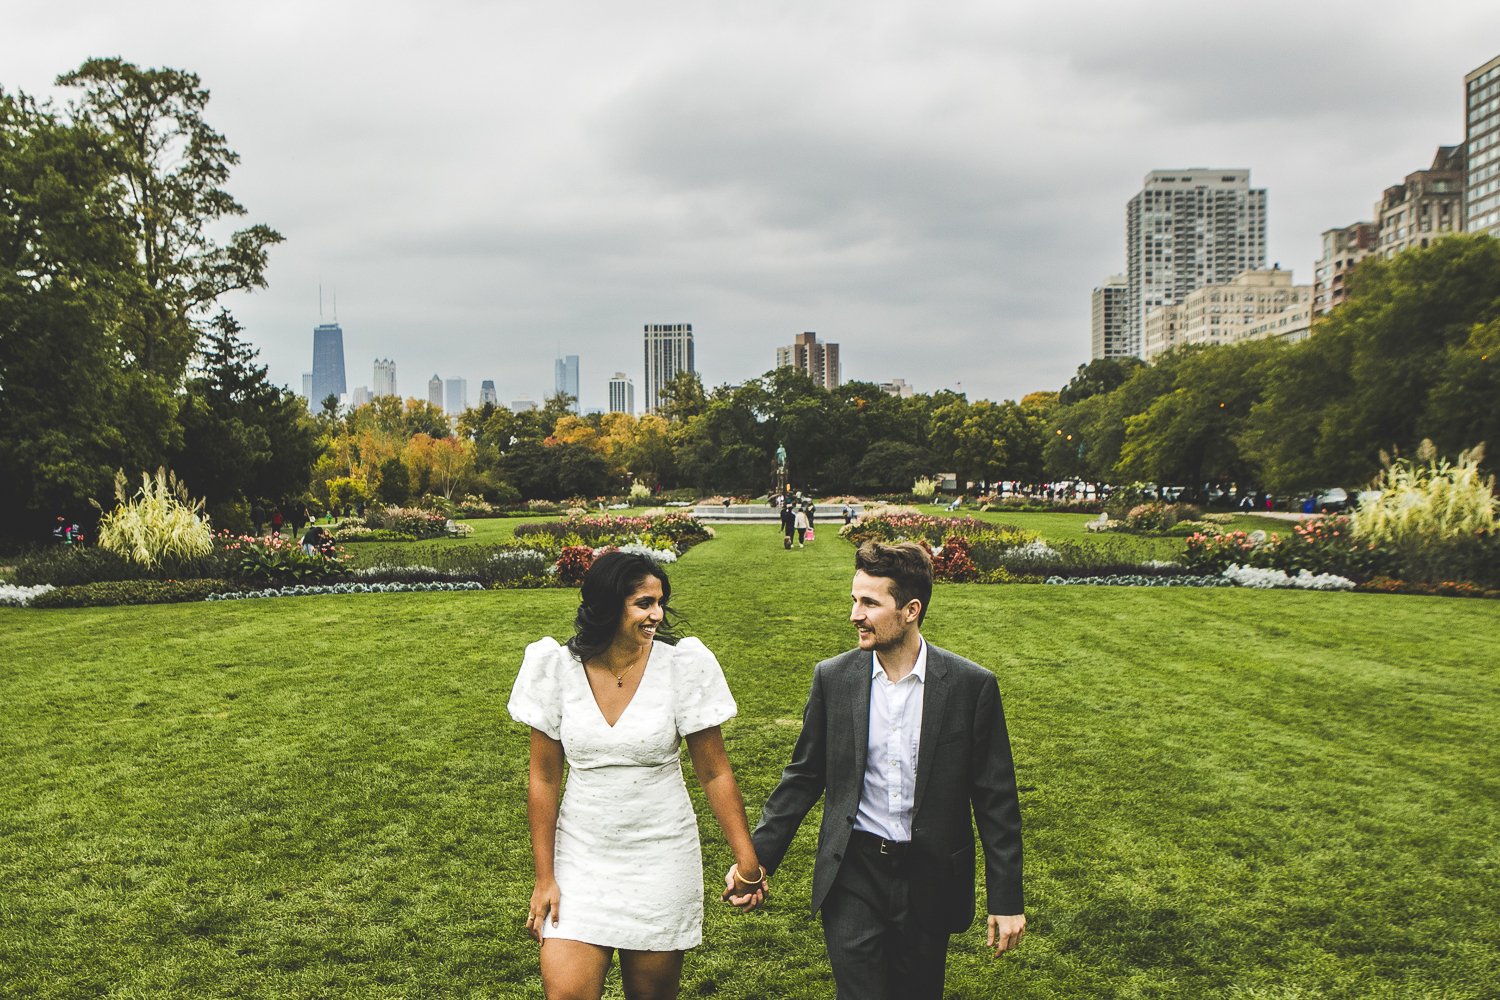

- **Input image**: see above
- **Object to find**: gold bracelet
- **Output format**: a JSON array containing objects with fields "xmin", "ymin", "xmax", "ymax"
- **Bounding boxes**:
[{"xmin": 732, "ymin": 863, "xmax": 766, "ymax": 886}]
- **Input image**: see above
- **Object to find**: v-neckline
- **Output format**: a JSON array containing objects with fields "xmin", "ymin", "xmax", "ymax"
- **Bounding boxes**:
[{"xmin": 586, "ymin": 643, "xmax": 654, "ymax": 729}]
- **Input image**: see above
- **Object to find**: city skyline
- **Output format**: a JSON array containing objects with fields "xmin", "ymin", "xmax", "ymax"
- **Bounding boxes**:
[{"xmin": 4, "ymin": 5, "xmax": 1499, "ymax": 407}]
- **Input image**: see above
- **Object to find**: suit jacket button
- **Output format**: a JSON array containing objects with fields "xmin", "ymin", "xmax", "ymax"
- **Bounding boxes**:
[
  {"xmin": 833, "ymin": 853, "xmax": 842, "ymax": 862},
  {"xmin": 846, "ymin": 816, "xmax": 854, "ymax": 824}
]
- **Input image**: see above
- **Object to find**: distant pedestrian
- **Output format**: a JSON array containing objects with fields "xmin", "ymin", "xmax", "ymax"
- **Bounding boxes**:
[
  {"xmin": 271, "ymin": 510, "xmax": 285, "ymax": 537},
  {"xmin": 794, "ymin": 507, "xmax": 810, "ymax": 548},
  {"xmin": 842, "ymin": 504, "xmax": 854, "ymax": 525},
  {"xmin": 300, "ymin": 523, "xmax": 329, "ymax": 556},
  {"xmin": 781, "ymin": 502, "xmax": 796, "ymax": 550}
]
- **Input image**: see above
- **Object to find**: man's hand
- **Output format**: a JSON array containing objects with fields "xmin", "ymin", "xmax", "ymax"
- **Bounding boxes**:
[
  {"xmin": 986, "ymin": 913, "xmax": 1025, "ymax": 956},
  {"xmin": 721, "ymin": 866, "xmax": 767, "ymax": 911}
]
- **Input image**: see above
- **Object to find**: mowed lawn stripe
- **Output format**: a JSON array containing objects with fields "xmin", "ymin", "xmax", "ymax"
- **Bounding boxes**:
[{"xmin": 2, "ymin": 523, "xmax": 1497, "ymax": 997}]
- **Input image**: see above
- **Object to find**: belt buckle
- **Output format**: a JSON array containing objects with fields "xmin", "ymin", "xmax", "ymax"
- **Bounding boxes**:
[{"xmin": 879, "ymin": 838, "xmax": 894, "ymax": 856}]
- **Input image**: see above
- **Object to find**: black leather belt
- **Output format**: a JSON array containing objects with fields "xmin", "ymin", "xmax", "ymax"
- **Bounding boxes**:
[{"xmin": 849, "ymin": 829, "xmax": 911, "ymax": 870}]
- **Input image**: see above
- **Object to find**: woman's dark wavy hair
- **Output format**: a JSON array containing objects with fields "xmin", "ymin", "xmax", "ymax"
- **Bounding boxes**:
[{"xmin": 566, "ymin": 551, "xmax": 683, "ymax": 662}]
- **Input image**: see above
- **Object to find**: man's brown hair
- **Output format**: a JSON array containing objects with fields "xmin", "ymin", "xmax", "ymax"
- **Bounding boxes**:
[{"xmin": 854, "ymin": 541, "xmax": 933, "ymax": 624}]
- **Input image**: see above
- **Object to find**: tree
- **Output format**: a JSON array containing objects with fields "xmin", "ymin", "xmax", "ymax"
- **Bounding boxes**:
[
  {"xmin": 1058, "ymin": 357, "xmax": 1146, "ymax": 405},
  {"xmin": 375, "ymin": 456, "xmax": 411, "ymax": 506},
  {"xmin": 656, "ymin": 370, "xmax": 708, "ymax": 424},
  {"xmin": 57, "ymin": 58, "xmax": 283, "ymax": 377},
  {"xmin": 854, "ymin": 441, "xmax": 936, "ymax": 493},
  {"xmin": 0, "ymin": 88, "xmax": 139, "ymax": 539},
  {"xmin": 1245, "ymin": 236, "xmax": 1500, "ymax": 489},
  {"xmin": 173, "ymin": 311, "xmax": 319, "ymax": 525}
]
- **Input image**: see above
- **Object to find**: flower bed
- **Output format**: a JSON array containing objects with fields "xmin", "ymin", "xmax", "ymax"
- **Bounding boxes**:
[
  {"xmin": 206, "ymin": 581, "xmax": 485, "ymax": 601},
  {"xmin": 1043, "ymin": 574, "xmax": 1231, "ymax": 588},
  {"xmin": 0, "ymin": 583, "xmax": 56, "ymax": 606}
]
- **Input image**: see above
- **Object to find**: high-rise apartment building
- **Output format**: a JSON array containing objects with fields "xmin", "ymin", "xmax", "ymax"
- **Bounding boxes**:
[
  {"xmin": 643, "ymin": 323, "xmax": 694, "ymax": 414},
  {"xmin": 1312, "ymin": 222, "xmax": 1378, "ymax": 315},
  {"xmin": 1376, "ymin": 146, "xmax": 1464, "ymax": 257},
  {"xmin": 1465, "ymin": 53, "xmax": 1500, "ymax": 237},
  {"xmin": 608, "ymin": 372, "xmax": 635, "ymax": 415},
  {"xmin": 373, "ymin": 358, "xmax": 397, "ymax": 398},
  {"xmin": 775, "ymin": 331, "xmax": 841, "ymax": 390},
  {"xmin": 554, "ymin": 355, "xmax": 580, "ymax": 412},
  {"xmin": 512, "ymin": 400, "xmax": 538, "ymax": 412},
  {"xmin": 310, "ymin": 322, "xmax": 347, "ymax": 404},
  {"xmin": 1125, "ymin": 169, "xmax": 1267, "ymax": 357},
  {"xmin": 879, "ymin": 378, "xmax": 915, "ymax": 398},
  {"xmin": 301, "ymin": 373, "xmax": 313, "ymax": 400},
  {"xmin": 444, "ymin": 377, "xmax": 468, "ymax": 416},
  {"xmin": 427, "ymin": 374, "xmax": 443, "ymax": 410},
  {"xmin": 480, "ymin": 380, "xmax": 498, "ymax": 406},
  {"xmin": 1141, "ymin": 268, "xmax": 1310, "ymax": 360},
  {"xmin": 350, "ymin": 386, "xmax": 371, "ymax": 408},
  {"xmin": 1090, "ymin": 275, "xmax": 1130, "ymax": 360}
]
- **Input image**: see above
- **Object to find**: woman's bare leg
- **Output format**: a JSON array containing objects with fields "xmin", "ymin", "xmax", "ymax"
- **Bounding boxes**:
[
  {"xmin": 619, "ymin": 949, "xmax": 685, "ymax": 1000},
  {"xmin": 540, "ymin": 938, "xmax": 612, "ymax": 1000}
]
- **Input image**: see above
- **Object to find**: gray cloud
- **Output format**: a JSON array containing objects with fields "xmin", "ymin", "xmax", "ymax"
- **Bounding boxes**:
[{"xmin": 3, "ymin": 0, "xmax": 1499, "ymax": 409}]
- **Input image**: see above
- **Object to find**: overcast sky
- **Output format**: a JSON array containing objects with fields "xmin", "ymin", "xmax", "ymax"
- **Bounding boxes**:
[{"xmin": 5, "ymin": 1, "xmax": 1499, "ymax": 410}]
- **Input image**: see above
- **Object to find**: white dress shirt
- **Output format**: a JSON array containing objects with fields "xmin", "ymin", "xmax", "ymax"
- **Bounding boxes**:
[{"xmin": 853, "ymin": 638, "xmax": 927, "ymax": 842}]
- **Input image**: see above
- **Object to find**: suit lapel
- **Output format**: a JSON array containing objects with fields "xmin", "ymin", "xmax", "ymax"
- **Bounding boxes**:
[
  {"xmin": 912, "ymin": 646, "xmax": 950, "ymax": 818},
  {"xmin": 849, "ymin": 651, "xmax": 872, "ymax": 788}
]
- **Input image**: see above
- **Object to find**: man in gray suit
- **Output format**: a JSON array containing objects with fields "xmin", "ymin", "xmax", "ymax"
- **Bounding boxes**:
[{"xmin": 740, "ymin": 540, "xmax": 1025, "ymax": 998}]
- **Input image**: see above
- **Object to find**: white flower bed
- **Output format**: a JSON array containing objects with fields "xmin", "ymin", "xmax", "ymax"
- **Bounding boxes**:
[
  {"xmin": 1222, "ymin": 565, "xmax": 1355, "ymax": 591},
  {"xmin": 1007, "ymin": 540, "xmax": 1062, "ymax": 562},
  {"xmin": 612, "ymin": 542, "xmax": 677, "ymax": 563},
  {"xmin": 1044, "ymin": 574, "xmax": 1230, "ymax": 587},
  {"xmin": 0, "ymin": 584, "xmax": 56, "ymax": 607},
  {"xmin": 206, "ymin": 581, "xmax": 485, "ymax": 601}
]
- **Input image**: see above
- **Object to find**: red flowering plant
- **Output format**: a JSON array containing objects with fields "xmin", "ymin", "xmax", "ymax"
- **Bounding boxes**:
[
  {"xmin": 554, "ymin": 545, "xmax": 597, "ymax": 586},
  {"xmin": 931, "ymin": 535, "xmax": 979, "ymax": 582},
  {"xmin": 1183, "ymin": 516, "xmax": 1389, "ymax": 581}
]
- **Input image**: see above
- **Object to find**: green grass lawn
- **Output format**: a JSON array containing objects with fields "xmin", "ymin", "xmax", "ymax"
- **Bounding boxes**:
[{"xmin": 3, "ymin": 524, "xmax": 1498, "ymax": 997}]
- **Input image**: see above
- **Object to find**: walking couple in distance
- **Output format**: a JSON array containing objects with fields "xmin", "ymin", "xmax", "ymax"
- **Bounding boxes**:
[{"xmin": 508, "ymin": 541, "xmax": 1025, "ymax": 1000}]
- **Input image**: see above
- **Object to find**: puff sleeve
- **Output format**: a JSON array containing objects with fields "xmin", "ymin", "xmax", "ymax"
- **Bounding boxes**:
[
  {"xmin": 671, "ymin": 637, "xmax": 737, "ymax": 737},
  {"xmin": 508, "ymin": 637, "xmax": 565, "ymax": 740}
]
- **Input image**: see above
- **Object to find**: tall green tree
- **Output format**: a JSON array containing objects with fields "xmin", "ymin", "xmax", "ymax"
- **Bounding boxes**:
[
  {"xmin": 173, "ymin": 311, "xmax": 319, "ymax": 526},
  {"xmin": 57, "ymin": 58, "xmax": 283, "ymax": 378}
]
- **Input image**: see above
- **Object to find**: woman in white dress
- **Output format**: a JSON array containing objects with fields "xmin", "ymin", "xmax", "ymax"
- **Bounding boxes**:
[{"xmin": 508, "ymin": 551, "xmax": 767, "ymax": 1000}]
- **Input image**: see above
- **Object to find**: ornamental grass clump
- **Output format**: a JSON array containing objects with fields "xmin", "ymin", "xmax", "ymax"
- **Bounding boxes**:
[
  {"xmin": 93, "ymin": 468, "xmax": 214, "ymax": 571},
  {"xmin": 1350, "ymin": 441, "xmax": 1498, "ymax": 586}
]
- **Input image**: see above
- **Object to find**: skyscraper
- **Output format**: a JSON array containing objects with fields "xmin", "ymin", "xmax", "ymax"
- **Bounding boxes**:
[
  {"xmin": 373, "ymin": 358, "xmax": 397, "ymax": 398},
  {"xmin": 643, "ymin": 323, "xmax": 694, "ymax": 413},
  {"xmin": 1465, "ymin": 53, "xmax": 1500, "ymax": 237},
  {"xmin": 775, "ymin": 331, "xmax": 841, "ymax": 390},
  {"xmin": 1312, "ymin": 223, "xmax": 1377, "ymax": 316},
  {"xmin": 1376, "ymin": 146, "xmax": 1464, "ymax": 257},
  {"xmin": 310, "ymin": 322, "xmax": 347, "ymax": 404},
  {"xmin": 554, "ymin": 355, "xmax": 580, "ymax": 412},
  {"xmin": 444, "ymin": 377, "xmax": 468, "ymax": 416},
  {"xmin": 301, "ymin": 372, "xmax": 313, "ymax": 400},
  {"xmin": 1090, "ymin": 275, "xmax": 1129, "ymax": 359},
  {"xmin": 1125, "ymin": 169, "xmax": 1267, "ymax": 357},
  {"xmin": 480, "ymin": 380, "xmax": 498, "ymax": 406},
  {"xmin": 428, "ymin": 374, "xmax": 443, "ymax": 410},
  {"xmin": 608, "ymin": 372, "xmax": 635, "ymax": 415}
]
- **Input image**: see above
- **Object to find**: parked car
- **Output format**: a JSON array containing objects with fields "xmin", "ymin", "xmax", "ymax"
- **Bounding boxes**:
[{"xmin": 1316, "ymin": 487, "xmax": 1351, "ymax": 513}]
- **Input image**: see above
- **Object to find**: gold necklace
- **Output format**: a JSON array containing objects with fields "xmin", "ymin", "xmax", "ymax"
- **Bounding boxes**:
[{"xmin": 603, "ymin": 646, "xmax": 648, "ymax": 687}]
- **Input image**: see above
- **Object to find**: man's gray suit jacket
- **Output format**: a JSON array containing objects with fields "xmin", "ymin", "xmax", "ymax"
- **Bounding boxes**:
[{"xmin": 751, "ymin": 643, "xmax": 1023, "ymax": 934}]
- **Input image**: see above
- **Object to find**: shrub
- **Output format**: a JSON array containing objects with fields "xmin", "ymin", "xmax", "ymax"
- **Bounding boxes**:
[
  {"xmin": 219, "ymin": 532, "xmax": 350, "ymax": 583},
  {"xmin": 911, "ymin": 476, "xmax": 939, "ymax": 499},
  {"xmin": 366, "ymin": 506, "xmax": 450, "ymax": 539},
  {"xmin": 845, "ymin": 513, "xmax": 1034, "ymax": 549},
  {"xmin": 514, "ymin": 513, "xmax": 710, "ymax": 553},
  {"xmin": 1183, "ymin": 518, "xmax": 1389, "ymax": 581},
  {"xmin": 932, "ymin": 536, "xmax": 979, "ymax": 582},
  {"xmin": 1124, "ymin": 502, "xmax": 1201, "ymax": 533},
  {"xmin": 1350, "ymin": 441, "xmax": 1498, "ymax": 585},
  {"xmin": 206, "ymin": 581, "xmax": 486, "ymax": 601},
  {"xmin": 13, "ymin": 545, "xmax": 146, "ymax": 586},
  {"xmin": 29, "ymin": 578, "xmax": 236, "ymax": 609},
  {"xmin": 629, "ymin": 480, "xmax": 653, "ymax": 500},
  {"xmin": 94, "ymin": 468, "xmax": 215, "ymax": 570},
  {"xmin": 554, "ymin": 545, "xmax": 595, "ymax": 585}
]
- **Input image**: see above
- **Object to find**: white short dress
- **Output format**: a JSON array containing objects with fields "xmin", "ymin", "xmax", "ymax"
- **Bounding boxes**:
[{"xmin": 507, "ymin": 636, "xmax": 736, "ymax": 952}]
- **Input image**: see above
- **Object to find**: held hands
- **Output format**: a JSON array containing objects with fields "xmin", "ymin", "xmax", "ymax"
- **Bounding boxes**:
[
  {"xmin": 721, "ymin": 863, "xmax": 768, "ymax": 912},
  {"xmin": 525, "ymin": 878, "xmax": 561, "ymax": 943},
  {"xmin": 986, "ymin": 913, "xmax": 1026, "ymax": 956}
]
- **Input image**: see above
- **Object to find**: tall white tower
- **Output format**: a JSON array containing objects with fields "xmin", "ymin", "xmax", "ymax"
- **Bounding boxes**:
[{"xmin": 642, "ymin": 323, "xmax": 694, "ymax": 413}]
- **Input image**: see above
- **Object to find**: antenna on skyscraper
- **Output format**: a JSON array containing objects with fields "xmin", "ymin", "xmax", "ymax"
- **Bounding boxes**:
[
  {"xmin": 319, "ymin": 283, "xmax": 324, "ymax": 321},
  {"xmin": 332, "ymin": 287, "xmax": 338, "ymax": 322}
]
